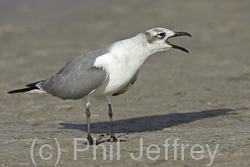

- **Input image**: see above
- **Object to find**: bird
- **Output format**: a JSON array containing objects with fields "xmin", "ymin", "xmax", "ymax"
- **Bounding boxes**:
[{"xmin": 8, "ymin": 27, "xmax": 191, "ymax": 144}]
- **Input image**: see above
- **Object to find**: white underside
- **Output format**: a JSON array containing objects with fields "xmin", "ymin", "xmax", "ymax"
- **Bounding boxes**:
[{"xmin": 26, "ymin": 89, "xmax": 46, "ymax": 94}]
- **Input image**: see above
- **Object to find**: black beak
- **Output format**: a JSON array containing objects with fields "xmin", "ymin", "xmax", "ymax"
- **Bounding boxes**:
[{"xmin": 166, "ymin": 32, "xmax": 192, "ymax": 53}]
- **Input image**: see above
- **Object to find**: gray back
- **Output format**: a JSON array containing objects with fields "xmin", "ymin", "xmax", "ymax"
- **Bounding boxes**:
[{"xmin": 41, "ymin": 47, "xmax": 109, "ymax": 100}]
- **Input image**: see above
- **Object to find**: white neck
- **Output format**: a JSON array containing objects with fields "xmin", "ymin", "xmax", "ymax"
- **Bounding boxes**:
[{"xmin": 109, "ymin": 33, "xmax": 154, "ymax": 69}]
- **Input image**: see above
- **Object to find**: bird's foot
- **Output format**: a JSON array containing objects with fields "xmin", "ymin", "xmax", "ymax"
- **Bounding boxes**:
[
  {"xmin": 86, "ymin": 135, "xmax": 94, "ymax": 145},
  {"xmin": 107, "ymin": 136, "xmax": 118, "ymax": 142},
  {"xmin": 85, "ymin": 135, "xmax": 103, "ymax": 145},
  {"xmin": 107, "ymin": 134, "xmax": 126, "ymax": 142}
]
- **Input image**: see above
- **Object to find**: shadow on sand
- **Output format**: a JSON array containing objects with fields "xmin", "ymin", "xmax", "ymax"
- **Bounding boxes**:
[{"xmin": 59, "ymin": 108, "xmax": 235, "ymax": 134}]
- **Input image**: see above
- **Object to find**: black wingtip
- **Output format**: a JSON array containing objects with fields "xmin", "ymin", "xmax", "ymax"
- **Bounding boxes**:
[
  {"xmin": 8, "ymin": 87, "xmax": 34, "ymax": 94},
  {"xmin": 8, "ymin": 80, "xmax": 43, "ymax": 94}
]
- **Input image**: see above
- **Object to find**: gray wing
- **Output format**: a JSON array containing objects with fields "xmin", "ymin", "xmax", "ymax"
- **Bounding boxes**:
[
  {"xmin": 41, "ymin": 48, "xmax": 109, "ymax": 100},
  {"xmin": 112, "ymin": 70, "xmax": 139, "ymax": 96}
]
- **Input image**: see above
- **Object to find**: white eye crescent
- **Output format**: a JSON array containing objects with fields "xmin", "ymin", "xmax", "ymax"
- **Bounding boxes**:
[{"xmin": 157, "ymin": 32, "xmax": 166, "ymax": 39}]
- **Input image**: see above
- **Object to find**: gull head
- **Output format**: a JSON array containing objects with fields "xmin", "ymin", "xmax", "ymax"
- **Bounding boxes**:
[{"xmin": 143, "ymin": 27, "xmax": 192, "ymax": 53}]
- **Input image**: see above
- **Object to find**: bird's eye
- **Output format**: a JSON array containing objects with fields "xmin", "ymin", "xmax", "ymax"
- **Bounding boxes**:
[{"xmin": 157, "ymin": 32, "xmax": 166, "ymax": 39}]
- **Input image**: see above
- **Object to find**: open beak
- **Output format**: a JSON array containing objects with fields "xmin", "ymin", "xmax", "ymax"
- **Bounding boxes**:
[{"xmin": 165, "ymin": 32, "xmax": 192, "ymax": 53}]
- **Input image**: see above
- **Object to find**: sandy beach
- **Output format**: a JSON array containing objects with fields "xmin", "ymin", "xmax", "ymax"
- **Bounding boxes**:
[{"xmin": 1, "ymin": 0, "xmax": 250, "ymax": 166}]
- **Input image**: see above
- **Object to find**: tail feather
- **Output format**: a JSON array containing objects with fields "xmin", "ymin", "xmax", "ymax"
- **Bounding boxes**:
[{"xmin": 8, "ymin": 80, "xmax": 43, "ymax": 94}]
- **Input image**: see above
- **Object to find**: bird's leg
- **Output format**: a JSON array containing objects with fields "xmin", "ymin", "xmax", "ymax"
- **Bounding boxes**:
[
  {"xmin": 108, "ymin": 103, "xmax": 117, "ymax": 142},
  {"xmin": 86, "ymin": 104, "xmax": 93, "ymax": 145}
]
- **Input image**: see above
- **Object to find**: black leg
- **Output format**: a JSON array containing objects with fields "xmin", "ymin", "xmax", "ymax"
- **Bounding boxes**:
[
  {"xmin": 86, "ymin": 105, "xmax": 93, "ymax": 145},
  {"xmin": 108, "ymin": 103, "xmax": 117, "ymax": 142}
]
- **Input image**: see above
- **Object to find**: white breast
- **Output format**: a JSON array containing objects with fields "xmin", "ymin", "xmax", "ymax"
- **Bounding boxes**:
[
  {"xmin": 92, "ymin": 35, "xmax": 150, "ymax": 96},
  {"xmin": 92, "ymin": 53, "xmax": 138, "ymax": 96}
]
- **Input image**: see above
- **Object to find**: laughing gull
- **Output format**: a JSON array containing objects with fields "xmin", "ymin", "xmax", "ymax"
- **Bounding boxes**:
[{"xmin": 8, "ymin": 27, "xmax": 191, "ymax": 144}]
